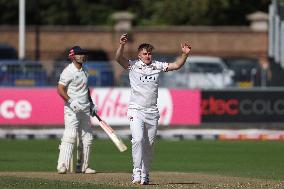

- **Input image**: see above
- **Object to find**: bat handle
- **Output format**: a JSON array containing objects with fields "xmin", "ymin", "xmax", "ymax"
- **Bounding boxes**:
[{"xmin": 93, "ymin": 112, "xmax": 102, "ymax": 122}]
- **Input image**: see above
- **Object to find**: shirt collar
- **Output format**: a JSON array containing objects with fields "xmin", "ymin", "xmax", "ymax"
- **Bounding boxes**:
[
  {"xmin": 138, "ymin": 60, "xmax": 152, "ymax": 67},
  {"xmin": 71, "ymin": 62, "xmax": 83, "ymax": 72}
]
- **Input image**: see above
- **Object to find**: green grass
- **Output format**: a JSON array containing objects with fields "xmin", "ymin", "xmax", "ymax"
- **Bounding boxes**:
[
  {"xmin": 0, "ymin": 139, "xmax": 132, "ymax": 172},
  {"xmin": 154, "ymin": 140, "xmax": 284, "ymax": 179},
  {"xmin": 0, "ymin": 176, "xmax": 131, "ymax": 189},
  {"xmin": 0, "ymin": 139, "xmax": 284, "ymax": 180}
]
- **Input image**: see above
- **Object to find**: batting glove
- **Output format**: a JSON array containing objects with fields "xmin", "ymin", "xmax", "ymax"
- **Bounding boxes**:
[
  {"xmin": 68, "ymin": 99, "xmax": 84, "ymax": 113},
  {"xmin": 90, "ymin": 102, "xmax": 98, "ymax": 117}
]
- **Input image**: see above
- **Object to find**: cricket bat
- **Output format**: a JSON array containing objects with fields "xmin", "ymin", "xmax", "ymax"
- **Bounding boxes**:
[{"xmin": 93, "ymin": 113, "xmax": 127, "ymax": 152}]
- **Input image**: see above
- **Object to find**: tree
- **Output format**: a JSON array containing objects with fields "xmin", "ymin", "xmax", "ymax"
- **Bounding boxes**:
[{"xmin": 0, "ymin": 0, "xmax": 271, "ymax": 26}]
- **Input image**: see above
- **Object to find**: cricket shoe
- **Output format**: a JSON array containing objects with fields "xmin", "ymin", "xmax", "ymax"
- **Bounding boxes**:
[
  {"xmin": 57, "ymin": 165, "xmax": 67, "ymax": 174},
  {"xmin": 132, "ymin": 179, "xmax": 141, "ymax": 185},
  {"xmin": 83, "ymin": 167, "xmax": 96, "ymax": 174},
  {"xmin": 132, "ymin": 169, "xmax": 141, "ymax": 184},
  {"xmin": 140, "ymin": 174, "xmax": 150, "ymax": 185},
  {"xmin": 140, "ymin": 179, "xmax": 150, "ymax": 185},
  {"xmin": 132, "ymin": 174, "xmax": 140, "ymax": 184}
]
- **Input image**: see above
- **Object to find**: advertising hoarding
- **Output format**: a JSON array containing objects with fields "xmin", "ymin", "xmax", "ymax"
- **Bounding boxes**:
[{"xmin": 0, "ymin": 88, "xmax": 200, "ymax": 126}]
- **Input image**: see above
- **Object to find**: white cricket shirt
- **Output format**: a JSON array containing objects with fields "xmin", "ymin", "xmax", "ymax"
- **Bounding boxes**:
[
  {"xmin": 128, "ymin": 60, "xmax": 169, "ymax": 112},
  {"xmin": 58, "ymin": 62, "xmax": 90, "ymax": 109}
]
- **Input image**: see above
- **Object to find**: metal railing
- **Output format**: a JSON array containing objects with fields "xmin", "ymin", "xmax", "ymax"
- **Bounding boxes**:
[
  {"xmin": 0, "ymin": 60, "xmax": 115, "ymax": 87},
  {"xmin": 0, "ymin": 59, "xmax": 273, "ymax": 89}
]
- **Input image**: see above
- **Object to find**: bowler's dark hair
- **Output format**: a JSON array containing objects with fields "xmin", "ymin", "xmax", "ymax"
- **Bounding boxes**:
[{"xmin": 138, "ymin": 43, "xmax": 154, "ymax": 52}]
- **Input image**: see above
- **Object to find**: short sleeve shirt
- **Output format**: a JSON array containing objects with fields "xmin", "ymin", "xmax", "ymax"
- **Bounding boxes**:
[
  {"xmin": 128, "ymin": 60, "xmax": 169, "ymax": 111},
  {"xmin": 58, "ymin": 63, "xmax": 90, "ymax": 108}
]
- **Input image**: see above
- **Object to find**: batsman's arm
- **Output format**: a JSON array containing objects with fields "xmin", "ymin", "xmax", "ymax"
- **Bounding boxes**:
[
  {"xmin": 115, "ymin": 33, "xmax": 129, "ymax": 69},
  {"xmin": 57, "ymin": 84, "xmax": 70, "ymax": 102},
  {"xmin": 58, "ymin": 80, "xmax": 84, "ymax": 113}
]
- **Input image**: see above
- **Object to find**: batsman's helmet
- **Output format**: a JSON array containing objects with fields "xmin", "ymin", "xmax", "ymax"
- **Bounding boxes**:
[{"xmin": 68, "ymin": 46, "xmax": 88, "ymax": 59}]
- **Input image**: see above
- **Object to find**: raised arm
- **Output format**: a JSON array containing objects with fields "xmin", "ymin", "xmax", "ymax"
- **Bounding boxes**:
[
  {"xmin": 115, "ymin": 33, "xmax": 129, "ymax": 69},
  {"xmin": 167, "ymin": 43, "xmax": 191, "ymax": 71}
]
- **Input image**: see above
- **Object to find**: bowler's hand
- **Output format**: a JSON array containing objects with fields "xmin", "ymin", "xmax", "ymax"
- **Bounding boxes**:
[
  {"xmin": 120, "ymin": 33, "xmax": 128, "ymax": 45},
  {"xmin": 181, "ymin": 42, "xmax": 191, "ymax": 56},
  {"xmin": 90, "ymin": 103, "xmax": 98, "ymax": 117}
]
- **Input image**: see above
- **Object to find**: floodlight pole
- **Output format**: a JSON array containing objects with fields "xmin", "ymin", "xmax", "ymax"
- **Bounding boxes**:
[{"xmin": 19, "ymin": 0, "xmax": 26, "ymax": 60}]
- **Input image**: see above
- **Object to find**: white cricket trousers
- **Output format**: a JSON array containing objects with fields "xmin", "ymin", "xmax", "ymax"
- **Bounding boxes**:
[
  {"xmin": 128, "ymin": 109, "xmax": 158, "ymax": 181},
  {"xmin": 57, "ymin": 106, "xmax": 93, "ymax": 172}
]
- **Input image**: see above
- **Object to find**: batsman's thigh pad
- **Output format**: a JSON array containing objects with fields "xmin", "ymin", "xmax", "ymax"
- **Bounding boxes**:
[
  {"xmin": 62, "ymin": 128, "xmax": 77, "ymax": 144},
  {"xmin": 64, "ymin": 106, "xmax": 80, "ymax": 128}
]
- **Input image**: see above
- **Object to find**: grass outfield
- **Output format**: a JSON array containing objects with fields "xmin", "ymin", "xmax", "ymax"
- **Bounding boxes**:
[
  {"xmin": 0, "ymin": 176, "xmax": 127, "ymax": 189},
  {"xmin": 0, "ymin": 139, "xmax": 284, "ymax": 180}
]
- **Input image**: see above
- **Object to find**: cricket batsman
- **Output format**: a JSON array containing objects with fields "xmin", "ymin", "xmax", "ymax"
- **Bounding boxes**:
[
  {"xmin": 56, "ymin": 46, "xmax": 97, "ymax": 174},
  {"xmin": 115, "ymin": 34, "xmax": 191, "ymax": 185}
]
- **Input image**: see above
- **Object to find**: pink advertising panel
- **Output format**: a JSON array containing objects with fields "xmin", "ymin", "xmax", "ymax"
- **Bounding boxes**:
[
  {"xmin": 0, "ymin": 88, "xmax": 200, "ymax": 126},
  {"xmin": 169, "ymin": 89, "xmax": 200, "ymax": 125},
  {"xmin": 0, "ymin": 88, "xmax": 64, "ymax": 125},
  {"xmin": 90, "ymin": 88, "xmax": 200, "ymax": 126}
]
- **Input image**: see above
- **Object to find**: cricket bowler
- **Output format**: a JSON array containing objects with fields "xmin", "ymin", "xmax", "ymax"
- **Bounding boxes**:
[
  {"xmin": 115, "ymin": 34, "xmax": 191, "ymax": 185},
  {"xmin": 56, "ymin": 46, "xmax": 98, "ymax": 174}
]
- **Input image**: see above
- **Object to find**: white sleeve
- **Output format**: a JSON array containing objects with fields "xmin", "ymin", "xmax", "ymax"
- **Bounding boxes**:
[
  {"xmin": 58, "ymin": 69, "xmax": 72, "ymax": 86},
  {"xmin": 156, "ymin": 61, "xmax": 169, "ymax": 72},
  {"xmin": 162, "ymin": 62, "xmax": 169, "ymax": 72},
  {"xmin": 127, "ymin": 60, "xmax": 136, "ymax": 70}
]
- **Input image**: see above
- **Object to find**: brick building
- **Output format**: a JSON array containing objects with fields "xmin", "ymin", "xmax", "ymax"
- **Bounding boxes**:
[
  {"xmin": 0, "ymin": 25, "xmax": 268, "ymax": 60},
  {"xmin": 0, "ymin": 25, "xmax": 269, "ymax": 84}
]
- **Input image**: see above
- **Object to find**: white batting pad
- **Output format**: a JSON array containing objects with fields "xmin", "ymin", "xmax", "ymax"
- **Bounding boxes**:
[
  {"xmin": 81, "ymin": 145, "xmax": 91, "ymax": 172},
  {"xmin": 57, "ymin": 141, "xmax": 74, "ymax": 170}
]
